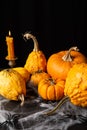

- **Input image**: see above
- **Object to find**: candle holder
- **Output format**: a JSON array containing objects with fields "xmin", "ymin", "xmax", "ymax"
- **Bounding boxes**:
[
  {"xmin": 5, "ymin": 57, "xmax": 17, "ymax": 68},
  {"xmin": 5, "ymin": 31, "xmax": 17, "ymax": 68}
]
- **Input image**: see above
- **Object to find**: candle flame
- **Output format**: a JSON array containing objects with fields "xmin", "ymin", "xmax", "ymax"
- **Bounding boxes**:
[{"xmin": 9, "ymin": 30, "xmax": 11, "ymax": 36}]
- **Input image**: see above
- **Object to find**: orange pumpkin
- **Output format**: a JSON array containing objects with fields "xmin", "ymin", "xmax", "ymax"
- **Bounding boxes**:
[
  {"xmin": 47, "ymin": 46, "xmax": 87, "ymax": 80},
  {"xmin": 28, "ymin": 71, "xmax": 50, "ymax": 87},
  {"xmin": 24, "ymin": 33, "xmax": 47, "ymax": 74},
  {"xmin": 38, "ymin": 78, "xmax": 65, "ymax": 101}
]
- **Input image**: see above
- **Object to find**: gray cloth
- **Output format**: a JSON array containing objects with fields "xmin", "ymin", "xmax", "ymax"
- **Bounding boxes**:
[{"xmin": 0, "ymin": 86, "xmax": 87, "ymax": 130}]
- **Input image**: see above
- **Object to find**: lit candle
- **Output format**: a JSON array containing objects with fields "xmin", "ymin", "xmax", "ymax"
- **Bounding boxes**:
[
  {"xmin": 5, "ymin": 31, "xmax": 17, "ymax": 67},
  {"xmin": 6, "ymin": 30, "xmax": 15, "ymax": 60}
]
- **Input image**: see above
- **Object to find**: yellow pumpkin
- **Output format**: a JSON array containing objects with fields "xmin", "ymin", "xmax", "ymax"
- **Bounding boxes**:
[
  {"xmin": 47, "ymin": 46, "xmax": 87, "ymax": 80},
  {"xmin": 28, "ymin": 71, "xmax": 50, "ymax": 87},
  {"xmin": 24, "ymin": 33, "xmax": 47, "ymax": 74},
  {"xmin": 13, "ymin": 67, "xmax": 30, "ymax": 82},
  {"xmin": 0, "ymin": 69, "xmax": 26, "ymax": 106},
  {"xmin": 38, "ymin": 78, "xmax": 65, "ymax": 101}
]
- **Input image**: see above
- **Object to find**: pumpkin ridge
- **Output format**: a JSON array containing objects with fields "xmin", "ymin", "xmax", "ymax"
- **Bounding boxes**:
[{"xmin": 54, "ymin": 85, "xmax": 57, "ymax": 100}]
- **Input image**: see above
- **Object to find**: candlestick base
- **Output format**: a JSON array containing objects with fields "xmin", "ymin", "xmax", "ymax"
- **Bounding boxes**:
[
  {"xmin": 8, "ymin": 60, "xmax": 16, "ymax": 68},
  {"xmin": 5, "ymin": 56, "xmax": 18, "ymax": 68}
]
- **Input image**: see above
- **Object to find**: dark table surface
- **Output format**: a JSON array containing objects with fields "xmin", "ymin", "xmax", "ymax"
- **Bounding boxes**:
[{"xmin": 0, "ymin": 85, "xmax": 87, "ymax": 130}]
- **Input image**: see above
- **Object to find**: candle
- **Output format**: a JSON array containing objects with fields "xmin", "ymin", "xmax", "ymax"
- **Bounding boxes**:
[
  {"xmin": 6, "ymin": 30, "xmax": 15, "ymax": 60},
  {"xmin": 5, "ymin": 31, "xmax": 17, "ymax": 67}
]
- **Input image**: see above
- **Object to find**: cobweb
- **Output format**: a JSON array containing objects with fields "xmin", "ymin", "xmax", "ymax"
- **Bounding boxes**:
[{"xmin": 0, "ymin": 85, "xmax": 87, "ymax": 130}]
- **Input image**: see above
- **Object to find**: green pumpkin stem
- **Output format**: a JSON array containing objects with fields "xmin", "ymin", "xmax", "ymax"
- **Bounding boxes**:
[
  {"xmin": 62, "ymin": 46, "xmax": 79, "ymax": 61},
  {"xmin": 44, "ymin": 96, "xmax": 69, "ymax": 116}
]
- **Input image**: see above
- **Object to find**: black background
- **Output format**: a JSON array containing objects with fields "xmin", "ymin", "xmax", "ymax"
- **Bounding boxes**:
[
  {"xmin": 0, "ymin": 1, "xmax": 87, "ymax": 130},
  {"xmin": 0, "ymin": 0, "xmax": 87, "ymax": 68}
]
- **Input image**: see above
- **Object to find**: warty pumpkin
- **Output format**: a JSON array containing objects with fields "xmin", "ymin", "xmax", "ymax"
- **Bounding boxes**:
[
  {"xmin": 28, "ymin": 70, "xmax": 50, "ymax": 87},
  {"xmin": 38, "ymin": 78, "xmax": 65, "ymax": 101},
  {"xmin": 0, "ymin": 69, "xmax": 26, "ymax": 106},
  {"xmin": 24, "ymin": 33, "xmax": 47, "ymax": 74},
  {"xmin": 47, "ymin": 46, "xmax": 87, "ymax": 80},
  {"xmin": 64, "ymin": 63, "xmax": 87, "ymax": 107},
  {"xmin": 13, "ymin": 67, "xmax": 30, "ymax": 82}
]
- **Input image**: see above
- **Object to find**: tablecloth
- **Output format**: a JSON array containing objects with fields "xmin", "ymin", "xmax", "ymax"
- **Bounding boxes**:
[{"xmin": 0, "ymin": 85, "xmax": 87, "ymax": 130}]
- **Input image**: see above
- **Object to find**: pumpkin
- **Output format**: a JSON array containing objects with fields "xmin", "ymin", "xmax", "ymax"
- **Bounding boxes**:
[
  {"xmin": 64, "ymin": 63, "xmax": 87, "ymax": 107},
  {"xmin": 24, "ymin": 33, "xmax": 47, "ymax": 74},
  {"xmin": 47, "ymin": 46, "xmax": 87, "ymax": 80},
  {"xmin": 28, "ymin": 70, "xmax": 50, "ymax": 87},
  {"xmin": 0, "ymin": 69, "xmax": 26, "ymax": 106},
  {"xmin": 44, "ymin": 63, "xmax": 87, "ymax": 115},
  {"xmin": 13, "ymin": 67, "xmax": 30, "ymax": 82},
  {"xmin": 38, "ymin": 78, "xmax": 65, "ymax": 101}
]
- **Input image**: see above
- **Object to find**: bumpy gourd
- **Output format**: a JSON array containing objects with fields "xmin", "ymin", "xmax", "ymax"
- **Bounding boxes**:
[
  {"xmin": 64, "ymin": 63, "xmax": 87, "ymax": 107},
  {"xmin": 24, "ymin": 33, "xmax": 47, "ymax": 74},
  {"xmin": 0, "ymin": 69, "xmax": 26, "ymax": 106}
]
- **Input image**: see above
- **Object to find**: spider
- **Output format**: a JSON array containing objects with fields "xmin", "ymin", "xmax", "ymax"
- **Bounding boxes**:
[{"xmin": 0, "ymin": 113, "xmax": 20, "ymax": 128}]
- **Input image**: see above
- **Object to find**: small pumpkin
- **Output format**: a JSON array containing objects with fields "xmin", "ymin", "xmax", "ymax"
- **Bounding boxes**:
[
  {"xmin": 47, "ymin": 46, "xmax": 87, "ymax": 80},
  {"xmin": 13, "ymin": 67, "xmax": 30, "ymax": 82},
  {"xmin": 44, "ymin": 63, "xmax": 87, "ymax": 115},
  {"xmin": 28, "ymin": 70, "xmax": 50, "ymax": 87},
  {"xmin": 24, "ymin": 33, "xmax": 47, "ymax": 74},
  {"xmin": 0, "ymin": 69, "xmax": 26, "ymax": 106},
  {"xmin": 64, "ymin": 63, "xmax": 87, "ymax": 107},
  {"xmin": 38, "ymin": 78, "xmax": 65, "ymax": 101}
]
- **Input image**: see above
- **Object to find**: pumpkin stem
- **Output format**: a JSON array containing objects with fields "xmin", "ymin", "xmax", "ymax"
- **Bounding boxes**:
[
  {"xmin": 62, "ymin": 46, "xmax": 79, "ymax": 61},
  {"xmin": 44, "ymin": 96, "xmax": 69, "ymax": 116},
  {"xmin": 24, "ymin": 33, "xmax": 39, "ymax": 52},
  {"xmin": 18, "ymin": 94, "xmax": 24, "ymax": 106},
  {"xmin": 49, "ymin": 78, "xmax": 56, "ymax": 85}
]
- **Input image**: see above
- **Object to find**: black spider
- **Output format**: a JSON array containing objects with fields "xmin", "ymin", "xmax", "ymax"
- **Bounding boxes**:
[{"xmin": 0, "ymin": 113, "xmax": 20, "ymax": 128}]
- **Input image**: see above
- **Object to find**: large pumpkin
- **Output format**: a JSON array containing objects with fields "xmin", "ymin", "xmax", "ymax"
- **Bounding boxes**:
[
  {"xmin": 0, "ymin": 69, "xmax": 26, "ymax": 106},
  {"xmin": 47, "ymin": 46, "xmax": 87, "ymax": 80},
  {"xmin": 24, "ymin": 33, "xmax": 47, "ymax": 74},
  {"xmin": 38, "ymin": 78, "xmax": 65, "ymax": 101},
  {"xmin": 64, "ymin": 63, "xmax": 87, "ymax": 107}
]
